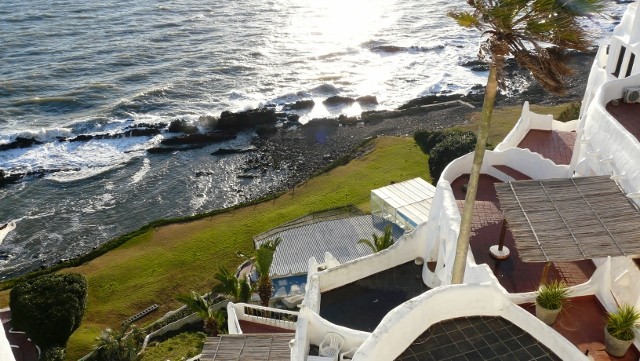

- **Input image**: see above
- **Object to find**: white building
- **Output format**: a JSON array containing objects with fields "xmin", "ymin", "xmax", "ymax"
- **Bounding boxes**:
[{"xmin": 221, "ymin": 2, "xmax": 640, "ymax": 361}]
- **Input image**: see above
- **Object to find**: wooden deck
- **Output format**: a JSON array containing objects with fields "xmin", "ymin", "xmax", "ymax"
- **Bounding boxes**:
[{"xmin": 201, "ymin": 333, "xmax": 294, "ymax": 361}]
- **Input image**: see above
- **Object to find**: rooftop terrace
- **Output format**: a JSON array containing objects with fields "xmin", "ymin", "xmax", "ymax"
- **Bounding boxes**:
[
  {"xmin": 395, "ymin": 316, "xmax": 562, "ymax": 361},
  {"xmin": 320, "ymin": 261, "xmax": 429, "ymax": 332},
  {"xmin": 606, "ymin": 100, "xmax": 640, "ymax": 142}
]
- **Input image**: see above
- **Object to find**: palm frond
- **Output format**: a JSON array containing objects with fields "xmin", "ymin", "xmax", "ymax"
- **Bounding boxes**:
[
  {"xmin": 176, "ymin": 291, "xmax": 211, "ymax": 319},
  {"xmin": 448, "ymin": 11, "xmax": 481, "ymax": 28}
]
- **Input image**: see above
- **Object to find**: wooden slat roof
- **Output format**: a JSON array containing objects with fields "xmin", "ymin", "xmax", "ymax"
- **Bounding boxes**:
[
  {"xmin": 495, "ymin": 176, "xmax": 640, "ymax": 262},
  {"xmin": 201, "ymin": 333, "xmax": 293, "ymax": 361}
]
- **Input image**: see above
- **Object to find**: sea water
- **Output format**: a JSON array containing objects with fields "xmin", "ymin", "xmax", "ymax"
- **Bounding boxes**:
[{"xmin": 0, "ymin": 0, "xmax": 623, "ymax": 277}]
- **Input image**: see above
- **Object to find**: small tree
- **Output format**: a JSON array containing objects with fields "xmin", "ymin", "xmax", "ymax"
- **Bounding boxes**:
[
  {"xmin": 428, "ymin": 131, "xmax": 477, "ymax": 184},
  {"xmin": 255, "ymin": 237, "xmax": 281, "ymax": 307},
  {"xmin": 91, "ymin": 324, "xmax": 144, "ymax": 361},
  {"xmin": 10, "ymin": 273, "xmax": 87, "ymax": 352},
  {"xmin": 358, "ymin": 225, "xmax": 395, "ymax": 253},
  {"xmin": 176, "ymin": 291, "xmax": 220, "ymax": 336},
  {"xmin": 213, "ymin": 266, "xmax": 251, "ymax": 303}
]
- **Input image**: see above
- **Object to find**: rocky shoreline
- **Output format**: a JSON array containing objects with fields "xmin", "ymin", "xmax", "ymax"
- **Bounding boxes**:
[{"xmin": 0, "ymin": 50, "xmax": 594, "ymax": 189}]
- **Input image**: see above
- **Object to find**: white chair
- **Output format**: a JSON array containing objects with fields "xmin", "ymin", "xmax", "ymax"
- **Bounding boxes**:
[{"xmin": 319, "ymin": 332, "xmax": 345, "ymax": 361}]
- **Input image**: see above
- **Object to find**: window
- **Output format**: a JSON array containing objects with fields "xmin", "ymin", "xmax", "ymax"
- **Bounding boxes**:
[
  {"xmin": 613, "ymin": 46, "xmax": 626, "ymax": 77},
  {"xmin": 625, "ymin": 53, "xmax": 635, "ymax": 78}
]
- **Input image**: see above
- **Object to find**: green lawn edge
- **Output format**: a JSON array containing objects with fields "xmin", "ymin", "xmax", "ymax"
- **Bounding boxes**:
[{"xmin": 0, "ymin": 103, "xmax": 569, "ymax": 360}]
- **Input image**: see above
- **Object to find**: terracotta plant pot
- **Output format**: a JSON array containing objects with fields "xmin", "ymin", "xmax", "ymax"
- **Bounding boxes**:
[
  {"xmin": 535, "ymin": 303, "xmax": 561, "ymax": 325},
  {"xmin": 604, "ymin": 326, "xmax": 634, "ymax": 358}
]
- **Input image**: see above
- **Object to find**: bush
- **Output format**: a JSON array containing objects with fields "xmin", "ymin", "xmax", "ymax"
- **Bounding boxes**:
[
  {"xmin": 414, "ymin": 130, "xmax": 448, "ymax": 154},
  {"xmin": 429, "ymin": 131, "xmax": 477, "ymax": 184},
  {"xmin": 558, "ymin": 102, "xmax": 581, "ymax": 122},
  {"xmin": 10, "ymin": 273, "xmax": 87, "ymax": 349},
  {"xmin": 40, "ymin": 347, "xmax": 65, "ymax": 361}
]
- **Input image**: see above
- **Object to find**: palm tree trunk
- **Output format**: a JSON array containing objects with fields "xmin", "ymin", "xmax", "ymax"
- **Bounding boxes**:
[{"xmin": 451, "ymin": 62, "xmax": 498, "ymax": 284}]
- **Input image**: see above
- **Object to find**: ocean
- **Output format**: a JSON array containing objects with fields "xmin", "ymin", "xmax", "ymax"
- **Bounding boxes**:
[{"xmin": 0, "ymin": 0, "xmax": 623, "ymax": 278}]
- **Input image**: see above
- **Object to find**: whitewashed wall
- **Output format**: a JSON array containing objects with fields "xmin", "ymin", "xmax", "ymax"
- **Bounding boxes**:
[
  {"xmin": 226, "ymin": 302, "xmax": 298, "ymax": 334},
  {"xmin": 351, "ymin": 284, "xmax": 588, "ymax": 361}
]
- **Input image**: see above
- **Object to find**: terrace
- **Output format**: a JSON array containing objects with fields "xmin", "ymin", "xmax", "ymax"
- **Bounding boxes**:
[
  {"xmin": 605, "ymin": 100, "xmax": 640, "ymax": 142},
  {"xmin": 443, "ymin": 127, "xmax": 640, "ymax": 360},
  {"xmin": 319, "ymin": 261, "xmax": 429, "ymax": 332}
]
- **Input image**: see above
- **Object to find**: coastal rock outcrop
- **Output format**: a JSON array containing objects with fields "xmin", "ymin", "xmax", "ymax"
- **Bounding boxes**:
[
  {"xmin": 217, "ymin": 108, "xmax": 277, "ymax": 130},
  {"xmin": 322, "ymin": 96, "xmax": 356, "ymax": 107},
  {"xmin": 356, "ymin": 95, "xmax": 378, "ymax": 105},
  {"xmin": 0, "ymin": 137, "xmax": 42, "ymax": 151},
  {"xmin": 283, "ymin": 99, "xmax": 315, "ymax": 111},
  {"xmin": 160, "ymin": 132, "xmax": 236, "ymax": 146},
  {"xmin": 168, "ymin": 119, "xmax": 199, "ymax": 134}
]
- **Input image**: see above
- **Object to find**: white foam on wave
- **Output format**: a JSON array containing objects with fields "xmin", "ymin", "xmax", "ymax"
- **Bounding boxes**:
[
  {"xmin": 0, "ymin": 134, "xmax": 157, "ymax": 182},
  {"xmin": 130, "ymin": 158, "xmax": 151, "ymax": 185},
  {"xmin": 0, "ymin": 221, "xmax": 16, "ymax": 246},
  {"xmin": 0, "ymin": 127, "xmax": 75, "ymax": 145}
]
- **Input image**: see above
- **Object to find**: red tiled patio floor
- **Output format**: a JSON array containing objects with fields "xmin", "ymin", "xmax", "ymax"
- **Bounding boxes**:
[
  {"xmin": 606, "ymin": 100, "xmax": 640, "ymax": 140},
  {"xmin": 238, "ymin": 320, "xmax": 292, "ymax": 334},
  {"xmin": 517, "ymin": 129, "xmax": 576, "ymax": 165},
  {"xmin": 451, "ymin": 174, "xmax": 595, "ymax": 293},
  {"xmin": 521, "ymin": 296, "xmax": 640, "ymax": 361}
]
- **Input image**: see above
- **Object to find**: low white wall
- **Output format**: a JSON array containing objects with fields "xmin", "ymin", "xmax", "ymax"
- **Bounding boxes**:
[
  {"xmin": 314, "ymin": 222, "xmax": 430, "ymax": 293},
  {"xmin": 226, "ymin": 302, "xmax": 298, "ymax": 334},
  {"xmin": 290, "ymin": 307, "xmax": 371, "ymax": 361},
  {"xmin": 441, "ymin": 148, "xmax": 570, "ymax": 184},
  {"xmin": 0, "ymin": 310, "xmax": 14, "ymax": 361},
  {"xmin": 572, "ymin": 75, "xmax": 640, "ymax": 207},
  {"xmin": 351, "ymin": 284, "xmax": 588, "ymax": 361}
]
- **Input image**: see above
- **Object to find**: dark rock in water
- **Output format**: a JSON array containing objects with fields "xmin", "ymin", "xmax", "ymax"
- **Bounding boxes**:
[
  {"xmin": 283, "ymin": 99, "xmax": 315, "ymax": 111},
  {"xmin": 238, "ymin": 174, "xmax": 257, "ymax": 179},
  {"xmin": 195, "ymin": 171, "xmax": 213, "ymax": 177},
  {"xmin": 370, "ymin": 45, "xmax": 405, "ymax": 53},
  {"xmin": 211, "ymin": 147, "xmax": 256, "ymax": 156},
  {"xmin": 125, "ymin": 122, "xmax": 167, "ymax": 130},
  {"xmin": 287, "ymin": 114, "xmax": 301, "ymax": 123},
  {"xmin": 68, "ymin": 134, "xmax": 94, "ymax": 142},
  {"xmin": 338, "ymin": 114, "xmax": 359, "ymax": 126},
  {"xmin": 147, "ymin": 144, "xmax": 207, "ymax": 153},
  {"xmin": 168, "ymin": 119, "xmax": 198, "ymax": 134},
  {"xmin": 160, "ymin": 132, "xmax": 236, "ymax": 146},
  {"xmin": 255, "ymin": 125, "xmax": 278, "ymax": 138},
  {"xmin": 323, "ymin": 96, "xmax": 356, "ymax": 107},
  {"xmin": 124, "ymin": 128, "xmax": 161, "ymax": 137},
  {"xmin": 0, "ymin": 137, "xmax": 42, "ymax": 151},
  {"xmin": 398, "ymin": 94, "xmax": 464, "ymax": 110},
  {"xmin": 356, "ymin": 95, "xmax": 378, "ymax": 105},
  {"xmin": 217, "ymin": 108, "xmax": 277, "ymax": 130},
  {"xmin": 303, "ymin": 118, "xmax": 339, "ymax": 129}
]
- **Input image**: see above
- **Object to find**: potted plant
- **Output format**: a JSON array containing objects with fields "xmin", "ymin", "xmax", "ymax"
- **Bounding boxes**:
[
  {"xmin": 604, "ymin": 304, "xmax": 640, "ymax": 357},
  {"xmin": 535, "ymin": 280, "xmax": 569, "ymax": 325}
]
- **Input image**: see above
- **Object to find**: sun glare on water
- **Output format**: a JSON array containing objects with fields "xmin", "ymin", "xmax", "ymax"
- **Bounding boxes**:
[{"xmin": 287, "ymin": 0, "xmax": 396, "ymax": 55}]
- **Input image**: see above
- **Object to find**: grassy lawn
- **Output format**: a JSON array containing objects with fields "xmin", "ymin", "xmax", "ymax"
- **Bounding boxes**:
[
  {"xmin": 0, "ymin": 136, "xmax": 430, "ymax": 360},
  {"xmin": 0, "ymin": 102, "xmax": 570, "ymax": 360},
  {"xmin": 140, "ymin": 332, "xmax": 206, "ymax": 361}
]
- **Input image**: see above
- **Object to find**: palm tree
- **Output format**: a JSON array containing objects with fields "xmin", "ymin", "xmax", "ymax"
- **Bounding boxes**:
[
  {"xmin": 176, "ymin": 291, "xmax": 219, "ymax": 336},
  {"xmin": 92, "ymin": 324, "xmax": 144, "ymax": 361},
  {"xmin": 358, "ymin": 225, "xmax": 394, "ymax": 253},
  {"xmin": 213, "ymin": 266, "xmax": 252, "ymax": 303},
  {"xmin": 448, "ymin": 0, "xmax": 604, "ymax": 284},
  {"xmin": 254, "ymin": 237, "xmax": 281, "ymax": 307}
]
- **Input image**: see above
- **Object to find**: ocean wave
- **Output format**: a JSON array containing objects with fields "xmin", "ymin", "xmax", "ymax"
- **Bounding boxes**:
[{"xmin": 0, "ymin": 127, "xmax": 74, "ymax": 145}]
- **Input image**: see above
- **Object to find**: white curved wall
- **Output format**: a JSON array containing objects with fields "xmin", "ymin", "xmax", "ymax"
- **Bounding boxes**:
[{"xmin": 351, "ymin": 284, "xmax": 588, "ymax": 361}]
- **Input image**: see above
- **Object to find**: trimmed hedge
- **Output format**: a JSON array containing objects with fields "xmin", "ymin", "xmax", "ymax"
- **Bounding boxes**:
[
  {"xmin": 428, "ymin": 131, "xmax": 477, "ymax": 184},
  {"xmin": 10, "ymin": 273, "xmax": 87, "ymax": 350}
]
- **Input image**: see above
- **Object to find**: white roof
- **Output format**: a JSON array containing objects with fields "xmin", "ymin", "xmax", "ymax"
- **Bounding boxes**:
[
  {"xmin": 371, "ymin": 177, "xmax": 436, "ymax": 226},
  {"xmin": 255, "ymin": 215, "xmax": 402, "ymax": 277}
]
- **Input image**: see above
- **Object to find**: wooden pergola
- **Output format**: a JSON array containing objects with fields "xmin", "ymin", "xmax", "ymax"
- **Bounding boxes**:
[{"xmin": 493, "ymin": 176, "xmax": 640, "ymax": 264}]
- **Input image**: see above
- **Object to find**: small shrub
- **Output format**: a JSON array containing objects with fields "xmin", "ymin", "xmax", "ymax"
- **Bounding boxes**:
[
  {"xmin": 606, "ymin": 304, "xmax": 640, "ymax": 341},
  {"xmin": 428, "ymin": 131, "xmax": 477, "ymax": 184},
  {"xmin": 558, "ymin": 102, "xmax": 581, "ymax": 122},
  {"xmin": 40, "ymin": 347, "xmax": 65, "ymax": 361},
  {"xmin": 414, "ymin": 130, "xmax": 448, "ymax": 154},
  {"xmin": 536, "ymin": 280, "xmax": 569, "ymax": 310}
]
